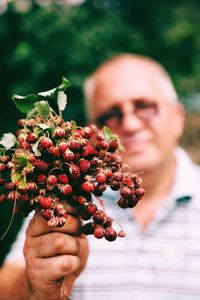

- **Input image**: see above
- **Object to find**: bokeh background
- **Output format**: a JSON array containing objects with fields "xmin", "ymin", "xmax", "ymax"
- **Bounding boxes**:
[{"xmin": 0, "ymin": 0, "xmax": 200, "ymax": 265}]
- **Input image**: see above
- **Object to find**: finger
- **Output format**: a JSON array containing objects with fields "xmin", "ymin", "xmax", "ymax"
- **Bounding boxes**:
[
  {"xmin": 27, "ymin": 213, "xmax": 81, "ymax": 237},
  {"xmin": 25, "ymin": 232, "xmax": 80, "ymax": 258},
  {"xmin": 27, "ymin": 255, "xmax": 81, "ymax": 282}
]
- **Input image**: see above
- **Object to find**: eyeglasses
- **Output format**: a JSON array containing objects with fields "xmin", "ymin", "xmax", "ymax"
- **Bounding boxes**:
[{"xmin": 95, "ymin": 99, "xmax": 159, "ymax": 127}]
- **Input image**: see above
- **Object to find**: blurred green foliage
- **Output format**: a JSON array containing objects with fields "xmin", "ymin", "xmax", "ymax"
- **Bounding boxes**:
[
  {"xmin": 1, "ymin": 0, "xmax": 200, "ymax": 265},
  {"xmin": 1, "ymin": 0, "xmax": 200, "ymax": 136}
]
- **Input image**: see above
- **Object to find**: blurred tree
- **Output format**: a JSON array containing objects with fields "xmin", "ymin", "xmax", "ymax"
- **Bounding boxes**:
[{"xmin": 1, "ymin": 0, "xmax": 200, "ymax": 265}]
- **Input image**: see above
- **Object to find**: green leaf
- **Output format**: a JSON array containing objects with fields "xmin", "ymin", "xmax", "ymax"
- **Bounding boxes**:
[
  {"xmin": 38, "ymin": 124, "xmax": 52, "ymax": 130},
  {"xmin": 11, "ymin": 172, "xmax": 27, "ymax": 189},
  {"xmin": 27, "ymin": 108, "xmax": 37, "ymax": 119},
  {"xmin": 12, "ymin": 94, "xmax": 39, "ymax": 114},
  {"xmin": 57, "ymin": 91, "xmax": 67, "ymax": 111},
  {"xmin": 0, "ymin": 133, "xmax": 16, "ymax": 149},
  {"xmin": 11, "ymin": 172, "xmax": 21, "ymax": 182},
  {"xmin": 35, "ymin": 101, "xmax": 51, "ymax": 120},
  {"xmin": 58, "ymin": 77, "xmax": 71, "ymax": 91},
  {"xmin": 103, "ymin": 126, "xmax": 112, "ymax": 138}
]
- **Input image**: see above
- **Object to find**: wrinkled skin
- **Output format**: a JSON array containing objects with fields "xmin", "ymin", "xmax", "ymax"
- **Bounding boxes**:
[
  {"xmin": 0, "ymin": 208, "xmax": 89, "ymax": 300},
  {"xmin": 23, "ymin": 208, "xmax": 89, "ymax": 300}
]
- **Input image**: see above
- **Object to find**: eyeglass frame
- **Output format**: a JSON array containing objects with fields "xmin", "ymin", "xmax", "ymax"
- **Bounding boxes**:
[{"xmin": 94, "ymin": 98, "xmax": 164, "ymax": 128}]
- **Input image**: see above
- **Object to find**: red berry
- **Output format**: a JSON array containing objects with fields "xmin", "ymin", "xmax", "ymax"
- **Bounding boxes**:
[
  {"xmin": 69, "ymin": 165, "xmax": 80, "ymax": 179},
  {"xmin": 4, "ymin": 182, "xmax": 15, "ymax": 190},
  {"xmin": 85, "ymin": 203, "xmax": 97, "ymax": 216},
  {"xmin": 96, "ymin": 173, "xmax": 106, "ymax": 184},
  {"xmin": 81, "ymin": 181, "xmax": 95, "ymax": 193},
  {"xmin": 0, "ymin": 195, "xmax": 6, "ymax": 203},
  {"xmin": 48, "ymin": 146, "xmax": 61, "ymax": 157},
  {"xmin": 94, "ymin": 225, "xmax": 104, "ymax": 239},
  {"xmin": 41, "ymin": 209, "xmax": 53, "ymax": 220},
  {"xmin": 77, "ymin": 195, "xmax": 87, "ymax": 205},
  {"xmin": 21, "ymin": 194, "xmax": 29, "ymax": 201},
  {"xmin": 105, "ymin": 169, "xmax": 113, "ymax": 178},
  {"xmin": 104, "ymin": 227, "xmax": 117, "ymax": 241},
  {"xmin": 20, "ymin": 141, "xmax": 30, "ymax": 149},
  {"xmin": 79, "ymin": 159, "xmax": 91, "ymax": 172},
  {"xmin": 96, "ymin": 140, "xmax": 109, "ymax": 150},
  {"xmin": 113, "ymin": 171, "xmax": 123, "ymax": 181},
  {"xmin": 81, "ymin": 222, "xmax": 95, "ymax": 235},
  {"xmin": 29, "ymin": 154, "xmax": 36, "ymax": 163},
  {"xmin": 26, "ymin": 182, "xmax": 37, "ymax": 191},
  {"xmin": 58, "ymin": 141, "xmax": 68, "ymax": 153},
  {"xmin": 82, "ymin": 126, "xmax": 93, "ymax": 139},
  {"xmin": 58, "ymin": 174, "xmax": 68, "ymax": 184},
  {"xmin": 96, "ymin": 132, "xmax": 104, "ymax": 141},
  {"xmin": 135, "ymin": 187, "xmax": 145, "ymax": 197},
  {"xmin": 61, "ymin": 184, "xmax": 73, "ymax": 196},
  {"xmin": 17, "ymin": 119, "xmax": 25, "ymax": 128},
  {"xmin": 37, "ymin": 174, "xmax": 47, "ymax": 184},
  {"xmin": 26, "ymin": 133, "xmax": 37, "ymax": 143},
  {"xmin": 40, "ymin": 137, "xmax": 53, "ymax": 149},
  {"xmin": 34, "ymin": 159, "xmax": 48, "ymax": 171},
  {"xmin": 62, "ymin": 149, "xmax": 75, "ymax": 161},
  {"xmin": 93, "ymin": 210, "xmax": 107, "ymax": 224},
  {"xmin": 0, "ymin": 155, "xmax": 9, "ymax": 163},
  {"xmin": 54, "ymin": 127, "xmax": 66, "ymax": 138},
  {"xmin": 68, "ymin": 139, "xmax": 81, "ymax": 151},
  {"xmin": 109, "ymin": 139, "xmax": 119, "ymax": 152},
  {"xmin": 118, "ymin": 230, "xmax": 126, "ymax": 238},
  {"xmin": 110, "ymin": 182, "xmax": 120, "ymax": 191},
  {"xmin": 39, "ymin": 196, "xmax": 52, "ymax": 209},
  {"xmin": 120, "ymin": 186, "xmax": 134, "ymax": 199},
  {"xmin": 123, "ymin": 177, "xmax": 134, "ymax": 188},
  {"xmin": 117, "ymin": 197, "xmax": 128, "ymax": 209},
  {"xmin": 82, "ymin": 144, "xmax": 96, "ymax": 157},
  {"xmin": 0, "ymin": 178, "xmax": 4, "ymax": 185},
  {"xmin": 47, "ymin": 175, "xmax": 57, "ymax": 186},
  {"xmin": 94, "ymin": 183, "xmax": 107, "ymax": 196}
]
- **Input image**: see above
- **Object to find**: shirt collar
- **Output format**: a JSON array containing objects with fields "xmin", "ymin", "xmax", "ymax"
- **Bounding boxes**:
[{"xmin": 170, "ymin": 147, "xmax": 200, "ymax": 203}]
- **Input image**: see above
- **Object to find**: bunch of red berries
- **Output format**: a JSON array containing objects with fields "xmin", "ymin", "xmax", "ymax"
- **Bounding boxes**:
[{"xmin": 0, "ymin": 80, "xmax": 144, "ymax": 241}]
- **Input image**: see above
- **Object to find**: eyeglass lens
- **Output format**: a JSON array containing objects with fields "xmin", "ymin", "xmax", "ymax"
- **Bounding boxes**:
[{"xmin": 96, "ymin": 99, "xmax": 158, "ymax": 127}]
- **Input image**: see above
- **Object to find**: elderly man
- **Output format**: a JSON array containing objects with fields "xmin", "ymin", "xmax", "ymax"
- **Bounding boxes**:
[{"xmin": 1, "ymin": 54, "xmax": 200, "ymax": 300}]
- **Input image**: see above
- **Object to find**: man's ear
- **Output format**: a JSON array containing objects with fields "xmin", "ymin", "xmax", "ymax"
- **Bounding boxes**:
[{"xmin": 173, "ymin": 102, "xmax": 185, "ymax": 139}]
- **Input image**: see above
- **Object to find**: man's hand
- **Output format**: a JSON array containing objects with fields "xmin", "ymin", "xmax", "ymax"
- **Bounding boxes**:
[{"xmin": 24, "ymin": 209, "xmax": 89, "ymax": 300}]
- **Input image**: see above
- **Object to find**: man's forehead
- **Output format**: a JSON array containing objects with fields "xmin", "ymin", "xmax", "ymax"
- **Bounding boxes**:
[{"xmin": 91, "ymin": 58, "xmax": 177, "ymax": 105}]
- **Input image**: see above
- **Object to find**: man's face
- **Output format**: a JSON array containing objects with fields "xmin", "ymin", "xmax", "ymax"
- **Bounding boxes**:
[{"xmin": 90, "ymin": 59, "xmax": 184, "ymax": 173}]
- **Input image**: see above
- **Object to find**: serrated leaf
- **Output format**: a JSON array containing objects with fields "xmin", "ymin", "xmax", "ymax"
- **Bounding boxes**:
[
  {"xmin": 32, "ymin": 140, "xmax": 41, "ymax": 157},
  {"xmin": 0, "ymin": 133, "xmax": 16, "ymax": 149},
  {"xmin": 27, "ymin": 108, "xmax": 37, "ymax": 119},
  {"xmin": 34, "ymin": 101, "xmax": 50, "ymax": 120},
  {"xmin": 38, "ymin": 87, "xmax": 56, "ymax": 97},
  {"xmin": 12, "ymin": 94, "xmax": 39, "ymax": 114},
  {"xmin": 57, "ymin": 91, "xmax": 67, "ymax": 111}
]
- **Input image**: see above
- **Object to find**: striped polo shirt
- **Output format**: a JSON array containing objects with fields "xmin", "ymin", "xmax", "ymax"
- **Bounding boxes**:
[
  {"xmin": 5, "ymin": 148, "xmax": 200, "ymax": 300},
  {"xmin": 72, "ymin": 148, "xmax": 200, "ymax": 300}
]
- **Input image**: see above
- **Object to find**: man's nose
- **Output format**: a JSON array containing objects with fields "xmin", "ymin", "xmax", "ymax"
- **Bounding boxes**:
[{"xmin": 121, "ymin": 106, "xmax": 144, "ymax": 131}]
